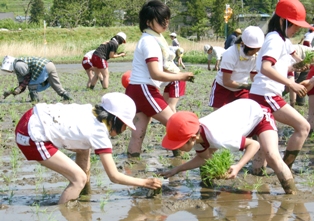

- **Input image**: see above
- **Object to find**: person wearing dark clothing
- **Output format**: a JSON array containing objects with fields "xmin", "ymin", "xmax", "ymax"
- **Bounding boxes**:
[{"xmin": 224, "ymin": 28, "xmax": 242, "ymax": 49}]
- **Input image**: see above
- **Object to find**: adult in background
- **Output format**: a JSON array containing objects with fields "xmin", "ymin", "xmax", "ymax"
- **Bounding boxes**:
[
  {"xmin": 224, "ymin": 28, "xmax": 242, "ymax": 49},
  {"xmin": 82, "ymin": 50, "xmax": 103, "ymax": 88},
  {"xmin": 14, "ymin": 92, "xmax": 161, "ymax": 204},
  {"xmin": 169, "ymin": 32, "xmax": 180, "ymax": 46},
  {"xmin": 89, "ymin": 32, "xmax": 127, "ymax": 89},
  {"xmin": 204, "ymin": 45, "xmax": 226, "ymax": 71},
  {"xmin": 1, "ymin": 55, "xmax": 72, "ymax": 102}
]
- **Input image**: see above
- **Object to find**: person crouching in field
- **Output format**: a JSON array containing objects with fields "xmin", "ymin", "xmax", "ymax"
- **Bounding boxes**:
[
  {"xmin": 1, "ymin": 55, "xmax": 72, "ymax": 102},
  {"xmin": 82, "ymin": 49, "xmax": 104, "ymax": 88},
  {"xmin": 15, "ymin": 92, "xmax": 161, "ymax": 204},
  {"xmin": 89, "ymin": 32, "xmax": 127, "ymax": 89},
  {"xmin": 160, "ymin": 99, "xmax": 298, "ymax": 194}
]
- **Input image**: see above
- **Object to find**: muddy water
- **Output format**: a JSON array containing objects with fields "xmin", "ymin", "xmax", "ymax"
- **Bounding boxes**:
[{"xmin": 1, "ymin": 64, "xmax": 314, "ymax": 220}]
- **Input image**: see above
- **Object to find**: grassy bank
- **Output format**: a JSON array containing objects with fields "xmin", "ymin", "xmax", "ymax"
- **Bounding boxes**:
[{"xmin": 0, "ymin": 26, "xmax": 304, "ymax": 64}]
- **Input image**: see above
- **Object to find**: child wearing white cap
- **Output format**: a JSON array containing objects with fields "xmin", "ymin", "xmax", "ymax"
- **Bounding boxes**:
[
  {"xmin": 249, "ymin": 0, "xmax": 314, "ymax": 173},
  {"xmin": 209, "ymin": 26, "xmax": 264, "ymax": 110},
  {"xmin": 15, "ymin": 92, "xmax": 161, "ymax": 204},
  {"xmin": 89, "ymin": 32, "xmax": 127, "ymax": 89},
  {"xmin": 169, "ymin": 32, "xmax": 180, "ymax": 46},
  {"xmin": 204, "ymin": 45, "xmax": 225, "ymax": 71}
]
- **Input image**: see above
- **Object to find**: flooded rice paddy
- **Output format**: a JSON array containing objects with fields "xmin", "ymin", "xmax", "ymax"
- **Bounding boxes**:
[{"xmin": 1, "ymin": 63, "xmax": 314, "ymax": 220}]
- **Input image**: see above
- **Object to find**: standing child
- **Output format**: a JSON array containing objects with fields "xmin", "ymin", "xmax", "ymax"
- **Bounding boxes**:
[
  {"xmin": 125, "ymin": 0, "xmax": 193, "ymax": 157},
  {"xmin": 249, "ymin": 0, "xmax": 314, "ymax": 173},
  {"xmin": 82, "ymin": 50, "xmax": 103, "ymax": 88},
  {"xmin": 90, "ymin": 32, "xmax": 127, "ymax": 89},
  {"xmin": 209, "ymin": 26, "xmax": 264, "ymax": 110},
  {"xmin": 15, "ymin": 92, "xmax": 161, "ymax": 204},
  {"xmin": 160, "ymin": 99, "xmax": 297, "ymax": 194}
]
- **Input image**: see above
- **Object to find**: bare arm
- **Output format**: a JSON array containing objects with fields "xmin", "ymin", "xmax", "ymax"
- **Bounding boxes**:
[
  {"xmin": 109, "ymin": 51, "xmax": 126, "ymax": 59},
  {"xmin": 227, "ymin": 138, "xmax": 260, "ymax": 178},
  {"xmin": 147, "ymin": 61, "xmax": 193, "ymax": 82},
  {"xmin": 222, "ymin": 72, "xmax": 251, "ymax": 89},
  {"xmin": 99, "ymin": 153, "xmax": 161, "ymax": 189},
  {"xmin": 261, "ymin": 60, "xmax": 307, "ymax": 97}
]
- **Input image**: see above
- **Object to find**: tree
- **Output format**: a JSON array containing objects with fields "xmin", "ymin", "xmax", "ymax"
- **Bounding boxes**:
[
  {"xmin": 30, "ymin": 0, "xmax": 45, "ymax": 24},
  {"xmin": 123, "ymin": 0, "xmax": 146, "ymax": 25},
  {"xmin": 89, "ymin": 0, "xmax": 122, "ymax": 27}
]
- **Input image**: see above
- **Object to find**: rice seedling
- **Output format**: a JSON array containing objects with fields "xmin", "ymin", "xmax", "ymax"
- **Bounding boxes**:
[
  {"xmin": 293, "ymin": 51, "xmax": 314, "ymax": 70},
  {"xmin": 200, "ymin": 149, "xmax": 234, "ymax": 186}
]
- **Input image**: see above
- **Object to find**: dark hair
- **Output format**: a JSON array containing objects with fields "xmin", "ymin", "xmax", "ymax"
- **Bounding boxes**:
[
  {"xmin": 267, "ymin": 13, "xmax": 293, "ymax": 38},
  {"xmin": 234, "ymin": 37, "xmax": 256, "ymax": 55},
  {"xmin": 111, "ymin": 35, "xmax": 124, "ymax": 45},
  {"xmin": 139, "ymin": 0, "xmax": 171, "ymax": 32},
  {"xmin": 93, "ymin": 104, "xmax": 125, "ymax": 134}
]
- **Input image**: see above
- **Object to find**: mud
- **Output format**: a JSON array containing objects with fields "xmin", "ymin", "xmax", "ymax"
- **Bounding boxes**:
[{"xmin": 1, "ymin": 64, "xmax": 314, "ymax": 220}]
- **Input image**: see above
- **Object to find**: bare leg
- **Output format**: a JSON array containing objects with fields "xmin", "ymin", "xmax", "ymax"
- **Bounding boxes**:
[
  {"xmin": 258, "ymin": 130, "xmax": 296, "ymax": 194},
  {"xmin": 307, "ymin": 95, "xmax": 314, "ymax": 133},
  {"xmin": 85, "ymin": 68, "xmax": 94, "ymax": 88},
  {"xmin": 39, "ymin": 151, "xmax": 87, "ymax": 204},
  {"xmin": 74, "ymin": 149, "xmax": 91, "ymax": 195},
  {"xmin": 163, "ymin": 92, "xmax": 179, "ymax": 113},
  {"xmin": 100, "ymin": 68, "xmax": 110, "ymax": 89}
]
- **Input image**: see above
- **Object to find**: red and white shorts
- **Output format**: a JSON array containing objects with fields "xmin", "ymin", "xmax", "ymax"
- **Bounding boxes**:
[
  {"xmin": 126, "ymin": 84, "xmax": 168, "ymax": 117},
  {"xmin": 82, "ymin": 56, "xmax": 93, "ymax": 70},
  {"xmin": 306, "ymin": 65, "xmax": 314, "ymax": 96},
  {"xmin": 209, "ymin": 80, "xmax": 249, "ymax": 108},
  {"xmin": 249, "ymin": 94, "xmax": 286, "ymax": 112},
  {"xmin": 15, "ymin": 108, "xmax": 58, "ymax": 161},
  {"xmin": 163, "ymin": 81, "xmax": 186, "ymax": 98},
  {"xmin": 91, "ymin": 54, "xmax": 108, "ymax": 69},
  {"xmin": 248, "ymin": 105, "xmax": 277, "ymax": 137}
]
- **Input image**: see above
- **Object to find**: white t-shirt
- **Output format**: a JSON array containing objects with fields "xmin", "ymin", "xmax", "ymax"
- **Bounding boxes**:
[
  {"xmin": 84, "ymin": 50, "xmax": 95, "ymax": 59},
  {"xmin": 28, "ymin": 103, "xmax": 112, "ymax": 154},
  {"xmin": 130, "ymin": 33, "xmax": 166, "ymax": 88},
  {"xmin": 215, "ymin": 45, "xmax": 257, "ymax": 91},
  {"xmin": 304, "ymin": 32, "xmax": 314, "ymax": 44},
  {"xmin": 250, "ymin": 31, "xmax": 294, "ymax": 96},
  {"xmin": 208, "ymin": 47, "xmax": 226, "ymax": 60},
  {"xmin": 194, "ymin": 99, "xmax": 264, "ymax": 152}
]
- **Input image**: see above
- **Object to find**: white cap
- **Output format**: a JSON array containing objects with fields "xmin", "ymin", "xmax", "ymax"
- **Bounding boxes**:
[
  {"xmin": 116, "ymin": 32, "xmax": 127, "ymax": 43},
  {"xmin": 1, "ymin": 55, "xmax": 15, "ymax": 72},
  {"xmin": 170, "ymin": 33, "xmax": 177, "ymax": 37},
  {"xmin": 241, "ymin": 26, "xmax": 265, "ymax": 48},
  {"xmin": 100, "ymin": 92, "xmax": 136, "ymax": 130},
  {"xmin": 204, "ymin": 45, "xmax": 212, "ymax": 53}
]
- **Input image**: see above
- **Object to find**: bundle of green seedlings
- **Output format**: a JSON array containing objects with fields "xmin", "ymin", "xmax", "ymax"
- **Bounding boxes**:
[
  {"xmin": 293, "ymin": 50, "xmax": 314, "ymax": 70},
  {"xmin": 200, "ymin": 149, "xmax": 234, "ymax": 186},
  {"xmin": 187, "ymin": 66, "xmax": 203, "ymax": 83}
]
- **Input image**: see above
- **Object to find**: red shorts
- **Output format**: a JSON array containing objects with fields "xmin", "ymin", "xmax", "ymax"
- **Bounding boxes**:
[
  {"xmin": 163, "ymin": 81, "xmax": 186, "ymax": 98},
  {"xmin": 249, "ymin": 94, "xmax": 286, "ymax": 112},
  {"xmin": 82, "ymin": 57, "xmax": 93, "ymax": 70},
  {"xmin": 15, "ymin": 108, "xmax": 58, "ymax": 161},
  {"xmin": 126, "ymin": 84, "xmax": 168, "ymax": 117},
  {"xmin": 91, "ymin": 54, "xmax": 108, "ymax": 69},
  {"xmin": 248, "ymin": 106, "xmax": 277, "ymax": 137},
  {"xmin": 303, "ymin": 41, "xmax": 311, "ymax": 47},
  {"xmin": 209, "ymin": 80, "xmax": 249, "ymax": 108},
  {"xmin": 306, "ymin": 65, "xmax": 314, "ymax": 95}
]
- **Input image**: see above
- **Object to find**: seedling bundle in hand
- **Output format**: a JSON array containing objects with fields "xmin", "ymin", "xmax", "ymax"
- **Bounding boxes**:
[
  {"xmin": 188, "ymin": 66, "xmax": 203, "ymax": 83},
  {"xmin": 293, "ymin": 51, "xmax": 314, "ymax": 71},
  {"xmin": 200, "ymin": 149, "xmax": 234, "ymax": 186}
]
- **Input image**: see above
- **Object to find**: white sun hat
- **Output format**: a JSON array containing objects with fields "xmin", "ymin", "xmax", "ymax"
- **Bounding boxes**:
[
  {"xmin": 241, "ymin": 26, "xmax": 265, "ymax": 48},
  {"xmin": 116, "ymin": 32, "xmax": 127, "ymax": 43},
  {"xmin": 100, "ymin": 92, "xmax": 136, "ymax": 130},
  {"xmin": 204, "ymin": 44, "xmax": 212, "ymax": 53},
  {"xmin": 170, "ymin": 32, "xmax": 177, "ymax": 37},
  {"xmin": 1, "ymin": 55, "xmax": 15, "ymax": 72}
]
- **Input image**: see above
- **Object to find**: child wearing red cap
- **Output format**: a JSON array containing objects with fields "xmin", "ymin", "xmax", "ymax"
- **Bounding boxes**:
[
  {"xmin": 14, "ymin": 92, "xmax": 161, "ymax": 204},
  {"xmin": 249, "ymin": 0, "xmax": 314, "ymax": 173},
  {"xmin": 160, "ymin": 99, "xmax": 297, "ymax": 194},
  {"xmin": 89, "ymin": 32, "xmax": 127, "ymax": 89},
  {"xmin": 209, "ymin": 26, "xmax": 264, "ymax": 110},
  {"xmin": 125, "ymin": 0, "xmax": 193, "ymax": 157}
]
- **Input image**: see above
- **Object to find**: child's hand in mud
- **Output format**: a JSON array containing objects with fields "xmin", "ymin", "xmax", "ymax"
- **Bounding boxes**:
[
  {"xmin": 143, "ymin": 178, "xmax": 162, "ymax": 189},
  {"xmin": 227, "ymin": 164, "xmax": 241, "ymax": 179},
  {"xmin": 158, "ymin": 168, "xmax": 178, "ymax": 179}
]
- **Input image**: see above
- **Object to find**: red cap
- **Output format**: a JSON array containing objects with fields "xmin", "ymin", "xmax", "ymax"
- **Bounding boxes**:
[
  {"xmin": 162, "ymin": 111, "xmax": 200, "ymax": 150},
  {"xmin": 275, "ymin": 0, "xmax": 313, "ymax": 29},
  {"xmin": 121, "ymin": 70, "xmax": 131, "ymax": 88}
]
